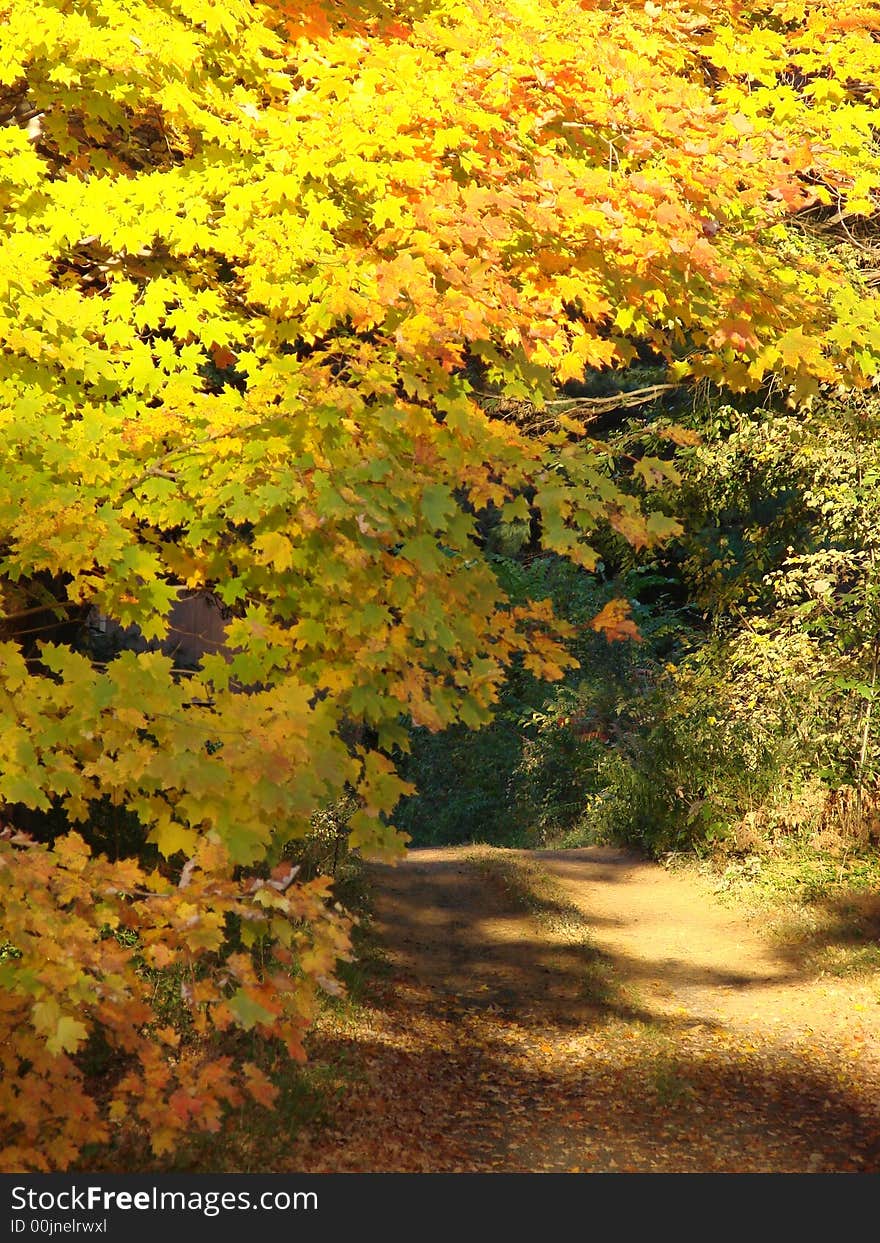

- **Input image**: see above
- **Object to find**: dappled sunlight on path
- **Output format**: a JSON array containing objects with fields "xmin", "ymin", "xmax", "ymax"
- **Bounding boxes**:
[
  {"xmin": 536, "ymin": 848, "xmax": 880, "ymax": 1046},
  {"xmin": 289, "ymin": 846, "xmax": 880, "ymax": 1173}
]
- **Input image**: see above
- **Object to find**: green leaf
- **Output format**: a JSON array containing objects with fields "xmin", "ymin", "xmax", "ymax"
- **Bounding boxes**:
[
  {"xmin": 227, "ymin": 988, "xmax": 275, "ymax": 1032},
  {"xmin": 0, "ymin": 772, "xmax": 52, "ymax": 810},
  {"xmin": 420, "ymin": 484, "xmax": 456, "ymax": 530}
]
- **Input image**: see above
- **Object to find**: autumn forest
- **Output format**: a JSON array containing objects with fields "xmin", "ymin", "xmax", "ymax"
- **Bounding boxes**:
[{"xmin": 1, "ymin": 0, "xmax": 880, "ymax": 1175}]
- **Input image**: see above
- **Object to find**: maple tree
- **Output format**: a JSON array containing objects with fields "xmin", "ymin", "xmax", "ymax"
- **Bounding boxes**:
[{"xmin": 1, "ymin": 0, "xmax": 878, "ymax": 1169}]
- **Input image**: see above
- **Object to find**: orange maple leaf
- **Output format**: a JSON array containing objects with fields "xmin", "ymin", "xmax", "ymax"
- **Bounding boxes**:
[{"xmin": 589, "ymin": 598, "xmax": 641, "ymax": 643}]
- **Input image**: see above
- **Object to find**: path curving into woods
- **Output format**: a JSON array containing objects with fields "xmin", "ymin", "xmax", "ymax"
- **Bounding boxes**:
[{"xmin": 290, "ymin": 845, "xmax": 880, "ymax": 1173}]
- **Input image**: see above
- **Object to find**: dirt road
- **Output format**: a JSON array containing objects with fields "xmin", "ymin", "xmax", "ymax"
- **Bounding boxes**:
[{"xmin": 290, "ymin": 846, "xmax": 880, "ymax": 1173}]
